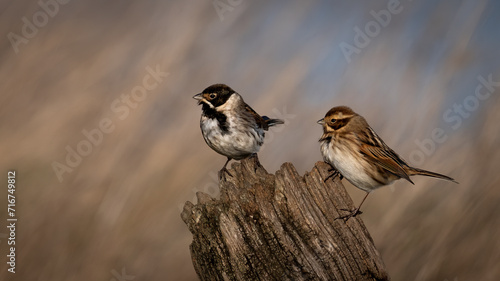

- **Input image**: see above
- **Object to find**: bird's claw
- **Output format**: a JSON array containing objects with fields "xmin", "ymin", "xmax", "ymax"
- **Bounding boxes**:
[
  {"xmin": 335, "ymin": 208, "xmax": 362, "ymax": 222},
  {"xmin": 324, "ymin": 167, "xmax": 342, "ymax": 182},
  {"xmin": 219, "ymin": 167, "xmax": 233, "ymax": 180}
]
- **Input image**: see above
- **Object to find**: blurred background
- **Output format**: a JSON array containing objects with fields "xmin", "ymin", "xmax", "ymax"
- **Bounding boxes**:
[{"xmin": 1, "ymin": 0, "xmax": 499, "ymax": 280}]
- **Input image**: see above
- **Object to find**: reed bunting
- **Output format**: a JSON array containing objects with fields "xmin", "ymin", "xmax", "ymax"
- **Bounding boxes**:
[
  {"xmin": 318, "ymin": 106, "xmax": 457, "ymax": 221},
  {"xmin": 194, "ymin": 84, "xmax": 284, "ymax": 178}
]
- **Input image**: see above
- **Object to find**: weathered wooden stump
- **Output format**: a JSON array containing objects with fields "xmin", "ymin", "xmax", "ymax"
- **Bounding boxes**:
[{"xmin": 181, "ymin": 156, "xmax": 390, "ymax": 281}]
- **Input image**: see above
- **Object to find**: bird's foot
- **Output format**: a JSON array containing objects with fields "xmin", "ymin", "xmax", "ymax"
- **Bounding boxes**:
[
  {"xmin": 218, "ymin": 158, "xmax": 233, "ymax": 180},
  {"xmin": 219, "ymin": 166, "xmax": 233, "ymax": 180},
  {"xmin": 324, "ymin": 167, "xmax": 342, "ymax": 182},
  {"xmin": 249, "ymin": 153, "xmax": 260, "ymax": 172},
  {"xmin": 335, "ymin": 208, "xmax": 362, "ymax": 222}
]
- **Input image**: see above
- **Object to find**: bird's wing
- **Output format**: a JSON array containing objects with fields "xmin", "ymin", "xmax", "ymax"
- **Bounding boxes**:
[
  {"xmin": 244, "ymin": 104, "xmax": 269, "ymax": 130},
  {"xmin": 358, "ymin": 129, "xmax": 414, "ymax": 184}
]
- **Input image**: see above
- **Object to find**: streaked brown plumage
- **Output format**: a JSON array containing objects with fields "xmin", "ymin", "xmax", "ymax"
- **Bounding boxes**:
[{"xmin": 318, "ymin": 106, "xmax": 457, "ymax": 221}]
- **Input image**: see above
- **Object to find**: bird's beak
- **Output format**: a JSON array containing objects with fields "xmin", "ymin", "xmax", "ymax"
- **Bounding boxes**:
[
  {"xmin": 193, "ymin": 93, "xmax": 203, "ymax": 105},
  {"xmin": 317, "ymin": 118, "xmax": 325, "ymax": 125}
]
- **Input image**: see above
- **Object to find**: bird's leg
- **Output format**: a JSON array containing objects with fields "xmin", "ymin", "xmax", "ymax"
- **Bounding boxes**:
[
  {"xmin": 336, "ymin": 192, "xmax": 370, "ymax": 222},
  {"xmin": 249, "ymin": 153, "xmax": 260, "ymax": 172},
  {"xmin": 219, "ymin": 157, "xmax": 233, "ymax": 179},
  {"xmin": 324, "ymin": 164, "xmax": 342, "ymax": 182}
]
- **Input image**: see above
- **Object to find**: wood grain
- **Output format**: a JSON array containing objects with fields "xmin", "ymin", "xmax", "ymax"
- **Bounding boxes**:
[{"xmin": 181, "ymin": 156, "xmax": 390, "ymax": 280}]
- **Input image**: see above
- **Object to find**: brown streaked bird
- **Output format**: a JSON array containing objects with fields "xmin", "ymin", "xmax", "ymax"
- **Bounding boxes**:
[
  {"xmin": 194, "ymin": 84, "xmax": 284, "ymax": 178},
  {"xmin": 317, "ymin": 106, "xmax": 457, "ymax": 221}
]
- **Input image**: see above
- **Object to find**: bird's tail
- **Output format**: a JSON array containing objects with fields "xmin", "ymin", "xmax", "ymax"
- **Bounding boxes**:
[
  {"xmin": 262, "ymin": 116, "xmax": 284, "ymax": 127},
  {"xmin": 409, "ymin": 167, "xmax": 458, "ymax": 184}
]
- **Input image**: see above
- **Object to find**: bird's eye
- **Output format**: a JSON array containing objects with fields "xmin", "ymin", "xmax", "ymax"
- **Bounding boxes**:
[
  {"xmin": 209, "ymin": 93, "xmax": 217, "ymax": 99},
  {"xmin": 330, "ymin": 118, "xmax": 337, "ymax": 123}
]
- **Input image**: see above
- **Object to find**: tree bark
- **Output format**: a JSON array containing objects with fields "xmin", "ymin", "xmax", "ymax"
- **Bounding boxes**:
[{"xmin": 181, "ymin": 156, "xmax": 390, "ymax": 281}]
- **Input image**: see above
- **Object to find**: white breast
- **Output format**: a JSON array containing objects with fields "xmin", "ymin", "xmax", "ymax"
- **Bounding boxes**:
[
  {"xmin": 320, "ymin": 139, "xmax": 385, "ymax": 192},
  {"xmin": 200, "ymin": 94, "xmax": 264, "ymax": 159}
]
